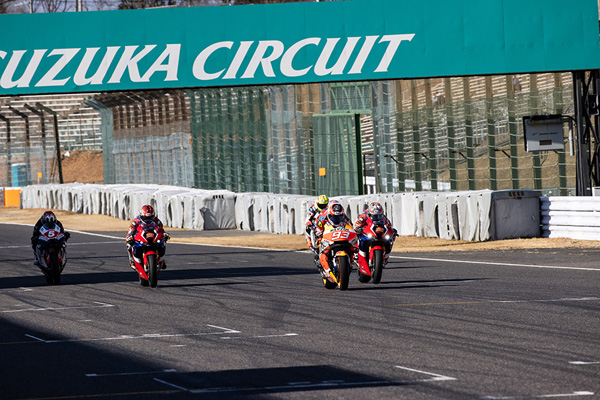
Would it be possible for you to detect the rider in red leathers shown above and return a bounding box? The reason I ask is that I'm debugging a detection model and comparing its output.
[125,205,169,270]
[353,202,397,271]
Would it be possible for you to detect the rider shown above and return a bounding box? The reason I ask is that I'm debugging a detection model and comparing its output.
[31,210,70,266]
[125,205,169,270]
[353,201,397,270]
[314,200,354,278]
[304,194,329,252]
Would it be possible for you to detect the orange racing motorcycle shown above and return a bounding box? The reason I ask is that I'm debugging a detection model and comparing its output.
[315,222,358,291]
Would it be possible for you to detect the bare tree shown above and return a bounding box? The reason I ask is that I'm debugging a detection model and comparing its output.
[36,0,68,12]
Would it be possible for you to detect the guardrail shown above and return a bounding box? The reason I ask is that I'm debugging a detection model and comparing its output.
[540,196,600,240]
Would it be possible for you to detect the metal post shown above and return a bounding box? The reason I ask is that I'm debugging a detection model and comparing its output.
[355,113,364,195]
[36,103,63,184]
[25,104,48,184]
[9,106,31,186]
[0,113,11,186]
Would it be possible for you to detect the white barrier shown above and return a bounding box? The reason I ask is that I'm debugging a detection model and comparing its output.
[541,196,600,240]
[19,184,544,241]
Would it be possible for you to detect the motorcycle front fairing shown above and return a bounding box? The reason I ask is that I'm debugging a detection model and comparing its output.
[36,222,67,271]
[132,220,164,279]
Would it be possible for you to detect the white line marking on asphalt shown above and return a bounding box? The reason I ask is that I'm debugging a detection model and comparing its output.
[30,326,241,344]
[391,255,600,271]
[153,378,188,391]
[394,365,457,381]
[481,391,594,399]
[569,361,600,365]
[221,333,298,340]
[393,297,599,307]
[1,301,114,313]
[206,324,241,333]
[24,334,46,342]
[86,369,176,377]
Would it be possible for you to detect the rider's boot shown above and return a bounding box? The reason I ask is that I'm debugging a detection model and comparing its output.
[160,260,167,270]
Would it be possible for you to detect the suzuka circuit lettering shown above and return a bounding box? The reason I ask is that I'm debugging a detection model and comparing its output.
[0,34,414,89]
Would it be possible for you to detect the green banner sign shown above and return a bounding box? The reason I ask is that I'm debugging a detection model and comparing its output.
[0,0,598,95]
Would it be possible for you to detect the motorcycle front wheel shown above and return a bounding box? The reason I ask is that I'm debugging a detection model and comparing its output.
[147,254,158,288]
[338,256,350,291]
[49,252,61,285]
[371,249,384,284]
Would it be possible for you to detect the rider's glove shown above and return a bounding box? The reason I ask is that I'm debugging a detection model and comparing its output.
[126,237,134,245]
[305,225,312,234]
[393,228,399,237]
[64,231,71,240]
[164,233,171,242]
[355,227,363,235]
[30,236,37,245]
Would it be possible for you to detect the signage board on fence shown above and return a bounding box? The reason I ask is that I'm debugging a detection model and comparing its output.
[0,0,599,95]
[523,115,565,152]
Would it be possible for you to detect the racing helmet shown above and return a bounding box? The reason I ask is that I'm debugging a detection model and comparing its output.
[367,202,384,223]
[140,205,155,221]
[41,211,56,223]
[327,200,345,226]
[316,194,329,210]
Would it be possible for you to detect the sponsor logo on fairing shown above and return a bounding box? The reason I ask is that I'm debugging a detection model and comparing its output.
[0,34,414,89]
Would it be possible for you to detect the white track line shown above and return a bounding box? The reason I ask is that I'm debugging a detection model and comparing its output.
[481,391,594,399]
[395,365,456,382]
[391,255,600,271]
[1,301,114,313]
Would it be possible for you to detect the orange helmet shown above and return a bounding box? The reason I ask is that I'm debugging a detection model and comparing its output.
[327,200,345,226]
[140,205,155,221]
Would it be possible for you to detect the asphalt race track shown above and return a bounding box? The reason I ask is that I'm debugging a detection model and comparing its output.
[1,223,599,400]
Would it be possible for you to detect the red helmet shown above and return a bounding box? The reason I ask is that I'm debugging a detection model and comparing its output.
[41,211,56,223]
[367,202,384,223]
[327,200,345,226]
[140,205,155,221]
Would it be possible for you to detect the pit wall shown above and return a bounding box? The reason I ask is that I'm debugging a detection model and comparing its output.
[17,184,549,242]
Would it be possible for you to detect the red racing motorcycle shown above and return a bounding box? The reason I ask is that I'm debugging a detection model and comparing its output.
[356,219,396,284]
[129,220,168,288]
[35,222,69,285]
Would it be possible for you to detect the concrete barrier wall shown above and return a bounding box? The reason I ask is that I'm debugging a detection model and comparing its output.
[17,184,550,242]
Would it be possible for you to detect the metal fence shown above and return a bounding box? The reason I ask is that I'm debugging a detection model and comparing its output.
[1,72,577,196]
[0,94,103,187]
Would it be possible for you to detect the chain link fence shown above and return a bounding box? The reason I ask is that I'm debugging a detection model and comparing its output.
[1,72,576,196]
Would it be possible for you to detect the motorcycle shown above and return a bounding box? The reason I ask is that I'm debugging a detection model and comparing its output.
[129,220,168,288]
[314,222,358,291]
[35,222,68,285]
[356,220,396,284]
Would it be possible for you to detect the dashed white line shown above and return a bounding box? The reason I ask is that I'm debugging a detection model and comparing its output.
[221,333,298,340]
[153,378,188,391]
[569,361,600,365]
[395,365,456,382]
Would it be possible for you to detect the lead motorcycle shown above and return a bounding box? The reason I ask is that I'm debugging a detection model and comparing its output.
[35,222,69,285]
[129,220,168,288]
[313,222,358,291]
[356,219,396,284]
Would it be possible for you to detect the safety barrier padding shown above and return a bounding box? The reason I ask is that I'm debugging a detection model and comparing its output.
[19,184,545,241]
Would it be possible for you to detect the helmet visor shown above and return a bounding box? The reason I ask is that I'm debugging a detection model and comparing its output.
[329,214,344,226]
